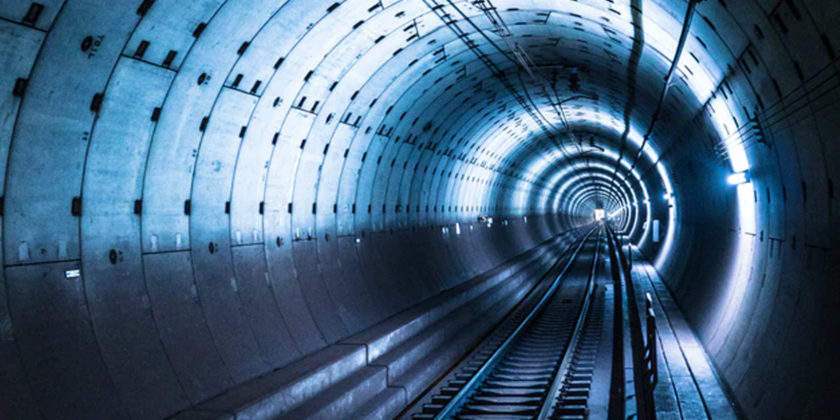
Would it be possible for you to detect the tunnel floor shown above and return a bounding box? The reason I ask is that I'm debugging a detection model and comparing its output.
[169,227,737,419]
[626,248,737,419]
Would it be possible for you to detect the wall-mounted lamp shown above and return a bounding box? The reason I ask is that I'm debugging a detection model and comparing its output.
[727,171,750,185]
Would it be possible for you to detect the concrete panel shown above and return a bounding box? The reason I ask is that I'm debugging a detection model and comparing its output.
[223,7,299,96]
[0,264,39,419]
[336,235,383,326]
[356,136,391,233]
[335,131,365,237]
[263,108,327,353]
[80,57,188,419]
[0,0,64,31]
[228,0,348,247]
[125,0,225,71]
[6,262,127,419]
[4,0,139,264]
[0,21,43,196]
[292,239,348,342]
[316,234,375,333]
[189,87,268,381]
[143,251,233,403]
[141,0,280,253]
[315,124,354,233]
[356,231,404,316]
[231,245,301,367]
[0,24,45,417]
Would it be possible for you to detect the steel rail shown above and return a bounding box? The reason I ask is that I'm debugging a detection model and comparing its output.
[536,230,603,419]
[432,226,599,419]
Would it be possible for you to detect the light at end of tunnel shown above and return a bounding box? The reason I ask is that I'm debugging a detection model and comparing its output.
[594,209,605,222]
[727,171,751,185]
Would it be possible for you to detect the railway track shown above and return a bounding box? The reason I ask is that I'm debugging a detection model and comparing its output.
[405,228,612,420]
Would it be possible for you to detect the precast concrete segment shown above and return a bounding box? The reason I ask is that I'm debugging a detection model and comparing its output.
[0,0,838,419]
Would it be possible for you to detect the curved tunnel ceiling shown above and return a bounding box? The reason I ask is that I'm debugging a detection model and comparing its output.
[1,0,839,418]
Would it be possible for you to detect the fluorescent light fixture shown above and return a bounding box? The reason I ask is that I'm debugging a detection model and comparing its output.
[64,269,81,279]
[727,171,750,185]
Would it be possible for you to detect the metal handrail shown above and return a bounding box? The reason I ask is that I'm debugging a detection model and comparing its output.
[644,293,658,388]
[609,226,657,418]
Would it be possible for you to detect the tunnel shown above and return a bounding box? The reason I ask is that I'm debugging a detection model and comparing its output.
[1,0,839,418]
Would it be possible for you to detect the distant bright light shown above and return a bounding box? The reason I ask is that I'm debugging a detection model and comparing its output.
[594,208,605,222]
[663,193,672,201]
[727,171,750,185]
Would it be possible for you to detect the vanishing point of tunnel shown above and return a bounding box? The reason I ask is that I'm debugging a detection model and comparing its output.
[1,0,838,419]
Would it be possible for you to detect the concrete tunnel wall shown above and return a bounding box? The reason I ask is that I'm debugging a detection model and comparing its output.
[0,0,838,419]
